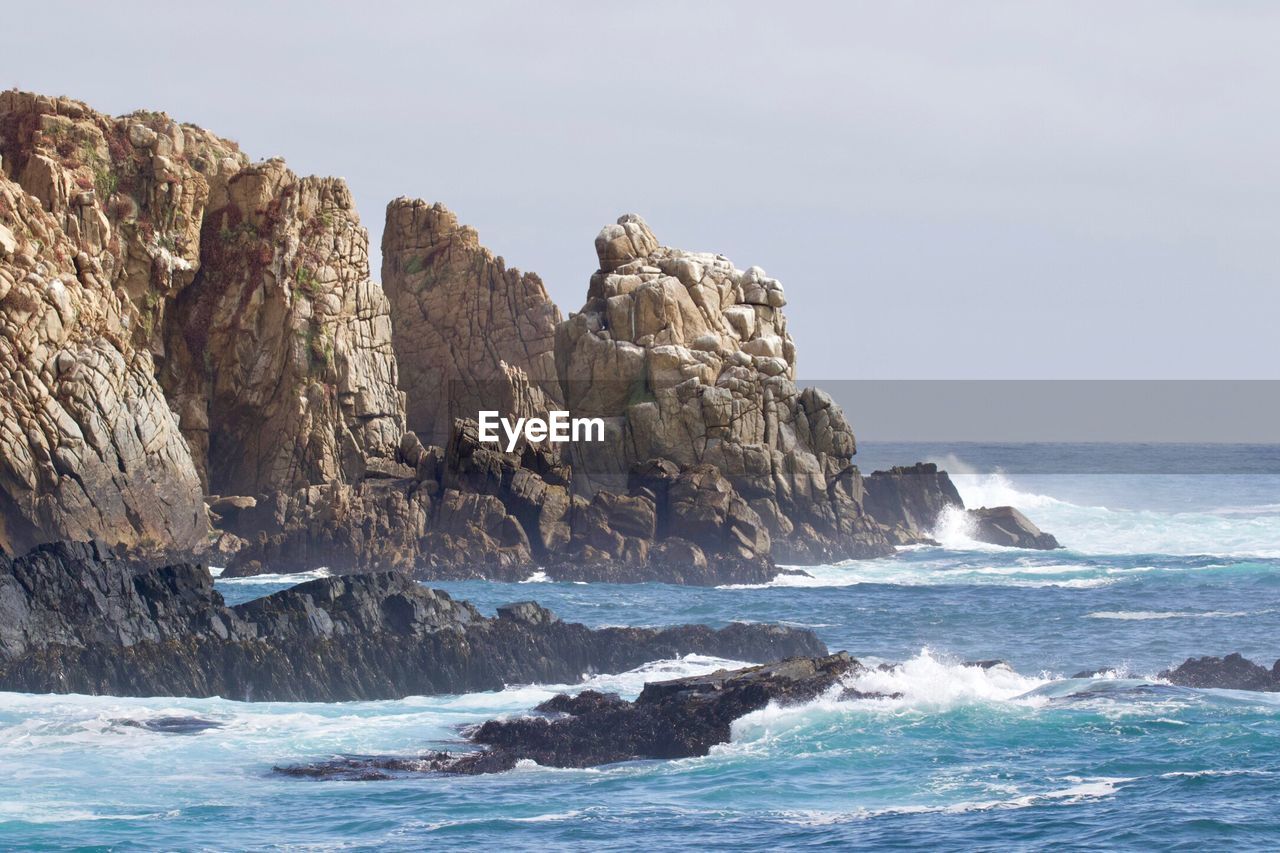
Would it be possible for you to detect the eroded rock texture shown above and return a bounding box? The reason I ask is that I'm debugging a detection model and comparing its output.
[382,200,562,446]
[0,91,405,559]
[556,214,891,561]
[161,161,404,495]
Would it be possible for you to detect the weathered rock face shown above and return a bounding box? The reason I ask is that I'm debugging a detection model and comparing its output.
[162,161,405,495]
[1,91,406,559]
[556,215,890,560]
[0,541,827,700]
[0,92,222,556]
[967,505,1061,550]
[382,200,563,446]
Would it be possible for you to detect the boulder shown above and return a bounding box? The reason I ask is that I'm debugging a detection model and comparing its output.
[968,506,1061,550]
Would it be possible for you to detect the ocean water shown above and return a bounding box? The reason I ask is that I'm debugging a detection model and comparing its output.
[3,442,1280,850]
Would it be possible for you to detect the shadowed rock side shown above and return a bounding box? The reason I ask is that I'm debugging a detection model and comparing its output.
[382,199,563,447]
[863,463,963,545]
[556,215,892,563]
[0,541,826,700]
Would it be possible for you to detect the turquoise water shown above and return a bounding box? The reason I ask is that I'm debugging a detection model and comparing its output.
[3,443,1280,850]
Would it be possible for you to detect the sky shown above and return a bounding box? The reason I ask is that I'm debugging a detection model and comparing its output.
[6,1,1279,385]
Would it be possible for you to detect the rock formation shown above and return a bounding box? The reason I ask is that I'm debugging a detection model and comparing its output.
[2,89,1059,581]
[0,92,226,556]
[382,199,562,446]
[863,463,964,544]
[281,653,859,778]
[1161,653,1280,691]
[967,505,1061,550]
[0,541,826,700]
[0,91,405,562]
[161,160,405,495]
[555,214,891,561]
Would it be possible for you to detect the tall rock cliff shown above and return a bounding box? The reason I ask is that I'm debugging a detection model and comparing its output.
[381,200,563,446]
[556,215,891,560]
[0,92,243,555]
[0,91,406,556]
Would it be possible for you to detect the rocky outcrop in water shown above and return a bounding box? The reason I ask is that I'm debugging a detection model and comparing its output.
[0,541,826,700]
[967,505,1061,550]
[864,463,963,544]
[381,199,562,447]
[277,653,859,778]
[2,89,1059,581]
[1161,653,1280,691]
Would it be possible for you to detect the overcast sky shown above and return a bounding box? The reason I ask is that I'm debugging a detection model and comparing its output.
[8,1,1279,381]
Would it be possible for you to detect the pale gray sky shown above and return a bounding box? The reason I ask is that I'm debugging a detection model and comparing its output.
[8,1,1279,380]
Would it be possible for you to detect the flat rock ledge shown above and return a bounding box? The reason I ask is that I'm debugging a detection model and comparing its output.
[0,541,825,702]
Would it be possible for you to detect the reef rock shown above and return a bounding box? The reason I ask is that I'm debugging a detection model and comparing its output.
[0,541,826,701]
[382,199,563,446]
[278,653,859,777]
[1161,653,1280,692]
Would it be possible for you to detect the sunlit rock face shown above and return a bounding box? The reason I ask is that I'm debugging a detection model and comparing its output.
[555,214,891,560]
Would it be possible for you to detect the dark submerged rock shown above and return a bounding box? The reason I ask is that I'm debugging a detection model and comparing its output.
[115,716,225,734]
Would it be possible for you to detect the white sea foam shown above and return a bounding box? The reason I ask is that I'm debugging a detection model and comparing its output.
[520,570,550,583]
[723,650,1050,751]
[215,567,333,586]
[939,466,1280,559]
[836,648,1050,709]
[776,775,1133,824]
[1087,609,1257,621]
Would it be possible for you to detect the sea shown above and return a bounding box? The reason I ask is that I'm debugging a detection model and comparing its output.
[3,442,1280,850]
